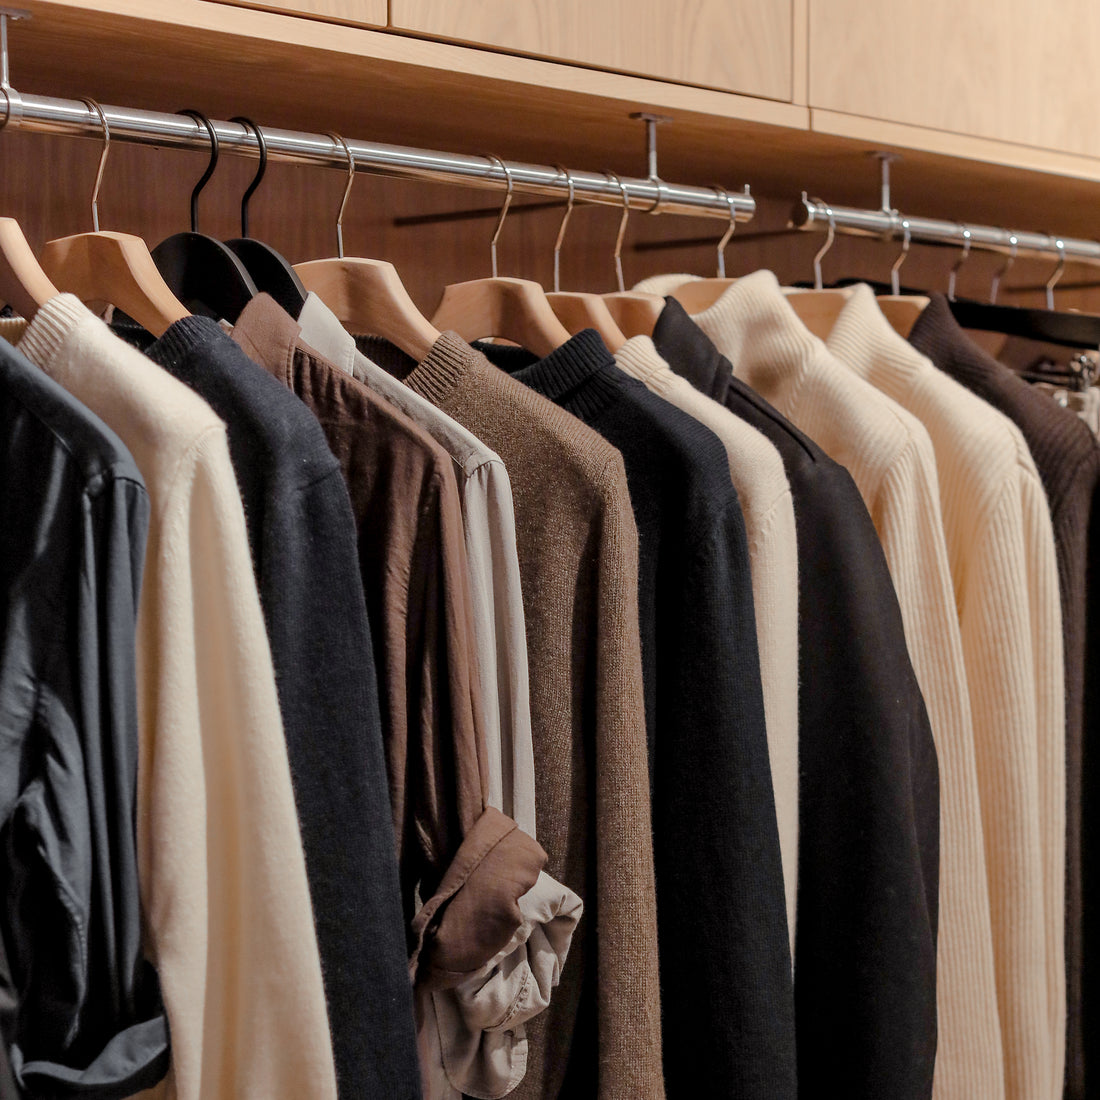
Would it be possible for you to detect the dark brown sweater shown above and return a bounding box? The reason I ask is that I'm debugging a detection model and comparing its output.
[910,295,1100,1100]
[390,332,665,1100]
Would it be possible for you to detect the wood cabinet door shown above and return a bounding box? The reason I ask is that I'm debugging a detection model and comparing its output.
[809,0,1100,158]
[388,0,794,101]
[211,1,387,25]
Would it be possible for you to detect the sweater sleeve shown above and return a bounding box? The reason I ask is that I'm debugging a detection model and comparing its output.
[134,429,337,1100]
[1018,461,1067,1099]
[591,460,666,1100]
[654,503,797,1099]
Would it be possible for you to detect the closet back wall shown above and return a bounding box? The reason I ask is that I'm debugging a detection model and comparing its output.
[4,129,1099,315]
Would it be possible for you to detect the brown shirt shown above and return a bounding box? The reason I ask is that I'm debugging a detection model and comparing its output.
[231,295,491,915]
[386,332,664,1100]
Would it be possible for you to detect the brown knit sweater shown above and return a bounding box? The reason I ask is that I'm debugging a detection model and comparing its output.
[392,332,664,1100]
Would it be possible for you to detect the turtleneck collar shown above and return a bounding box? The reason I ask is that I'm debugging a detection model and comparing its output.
[651,296,731,401]
[479,329,624,423]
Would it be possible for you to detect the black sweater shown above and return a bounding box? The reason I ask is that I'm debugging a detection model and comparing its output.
[479,330,797,1100]
[653,299,940,1100]
[143,318,422,1100]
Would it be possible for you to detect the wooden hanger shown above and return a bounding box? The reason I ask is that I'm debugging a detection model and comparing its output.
[431,155,570,357]
[598,171,674,337]
[602,291,665,338]
[543,167,625,351]
[39,99,187,337]
[0,217,58,321]
[295,133,440,361]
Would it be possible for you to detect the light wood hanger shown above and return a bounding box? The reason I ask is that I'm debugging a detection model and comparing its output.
[778,199,850,340]
[431,154,570,357]
[543,166,626,351]
[295,132,440,361]
[662,186,743,315]
[0,217,58,321]
[39,99,187,337]
[875,222,928,338]
[599,171,670,337]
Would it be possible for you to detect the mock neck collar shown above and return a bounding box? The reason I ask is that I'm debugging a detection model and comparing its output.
[144,315,226,371]
[652,296,731,401]
[480,328,623,422]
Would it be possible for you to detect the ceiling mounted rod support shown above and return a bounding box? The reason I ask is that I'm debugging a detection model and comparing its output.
[629,112,672,182]
[790,194,1100,268]
[871,150,901,215]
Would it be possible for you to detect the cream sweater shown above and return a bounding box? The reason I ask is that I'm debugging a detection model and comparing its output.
[682,272,1015,1099]
[825,285,1066,1100]
[17,296,337,1100]
[614,334,800,952]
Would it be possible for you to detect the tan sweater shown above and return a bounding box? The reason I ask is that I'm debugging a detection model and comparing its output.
[17,296,337,1100]
[396,333,664,1100]
[826,287,1065,1100]
[614,333,800,951]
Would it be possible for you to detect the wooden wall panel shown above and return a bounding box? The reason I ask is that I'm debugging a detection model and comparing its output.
[389,0,793,101]
[809,0,1100,159]
[2,130,1097,318]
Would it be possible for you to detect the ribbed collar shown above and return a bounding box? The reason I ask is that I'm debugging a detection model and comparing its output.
[825,284,932,398]
[296,292,357,376]
[683,270,820,409]
[19,293,93,368]
[480,329,623,423]
[144,315,226,372]
[651,296,731,401]
[402,331,478,407]
[613,334,674,392]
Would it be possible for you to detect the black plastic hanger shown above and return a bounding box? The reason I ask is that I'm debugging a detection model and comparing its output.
[152,109,258,322]
[224,116,307,319]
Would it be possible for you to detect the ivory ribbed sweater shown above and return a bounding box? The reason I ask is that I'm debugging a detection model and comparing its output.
[614,334,800,948]
[16,296,337,1100]
[826,286,1064,1100]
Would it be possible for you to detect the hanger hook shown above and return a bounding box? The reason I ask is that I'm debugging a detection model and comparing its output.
[485,154,514,279]
[712,185,737,278]
[890,219,911,296]
[1046,238,1067,309]
[606,171,631,293]
[947,225,972,301]
[230,116,266,240]
[811,198,836,291]
[81,97,109,233]
[990,232,1017,304]
[552,164,576,293]
[177,109,220,234]
[326,132,355,260]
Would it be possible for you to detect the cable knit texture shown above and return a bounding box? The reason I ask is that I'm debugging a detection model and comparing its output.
[397,333,664,1100]
[614,333,800,947]
[910,295,1086,1100]
[16,295,338,1100]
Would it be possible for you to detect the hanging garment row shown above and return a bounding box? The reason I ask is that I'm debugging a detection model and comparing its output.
[3,87,1100,1100]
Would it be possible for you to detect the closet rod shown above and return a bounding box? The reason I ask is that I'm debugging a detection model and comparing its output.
[0,88,757,223]
[791,193,1100,265]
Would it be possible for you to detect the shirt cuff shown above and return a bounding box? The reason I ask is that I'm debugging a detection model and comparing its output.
[410,806,545,989]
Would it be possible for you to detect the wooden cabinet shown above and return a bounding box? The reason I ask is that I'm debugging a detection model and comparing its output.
[388,0,794,101]
[808,0,1100,158]
[212,0,386,25]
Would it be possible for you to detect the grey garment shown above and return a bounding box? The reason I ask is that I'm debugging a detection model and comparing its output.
[0,336,169,1097]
